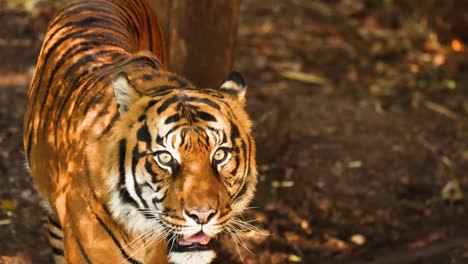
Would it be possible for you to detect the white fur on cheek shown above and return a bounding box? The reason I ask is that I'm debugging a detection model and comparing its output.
[109,191,157,234]
[169,251,216,264]
[107,178,165,236]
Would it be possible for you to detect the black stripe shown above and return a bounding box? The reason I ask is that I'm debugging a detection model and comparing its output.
[74,235,92,264]
[232,139,250,200]
[153,85,178,91]
[95,214,142,264]
[82,79,110,115]
[118,139,127,188]
[228,121,245,188]
[156,95,179,114]
[186,97,221,110]
[218,209,230,219]
[120,188,139,207]
[164,214,185,221]
[220,88,240,97]
[85,156,100,203]
[155,135,165,147]
[152,194,166,204]
[98,195,115,221]
[231,154,240,176]
[26,129,33,159]
[48,215,62,229]
[147,89,173,97]
[179,128,188,146]
[51,246,64,256]
[144,159,160,184]
[164,124,183,138]
[136,122,152,146]
[230,121,240,141]
[118,140,140,207]
[131,145,148,208]
[75,16,102,28]
[139,181,156,192]
[215,213,232,226]
[231,180,248,203]
[48,230,62,240]
[221,129,228,145]
[138,114,147,122]
[98,112,119,140]
[144,100,158,111]
[164,113,182,124]
[195,111,217,122]
[203,133,210,148]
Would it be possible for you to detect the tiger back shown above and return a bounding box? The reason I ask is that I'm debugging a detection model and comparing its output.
[23,0,258,263]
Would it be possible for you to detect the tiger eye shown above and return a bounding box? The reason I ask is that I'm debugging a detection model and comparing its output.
[213,149,226,161]
[157,152,173,164]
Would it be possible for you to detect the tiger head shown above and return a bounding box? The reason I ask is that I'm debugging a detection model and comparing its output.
[101,71,257,263]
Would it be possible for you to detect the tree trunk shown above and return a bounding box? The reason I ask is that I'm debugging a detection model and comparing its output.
[148,0,240,88]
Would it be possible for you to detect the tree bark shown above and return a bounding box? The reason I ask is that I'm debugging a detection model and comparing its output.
[148,0,240,88]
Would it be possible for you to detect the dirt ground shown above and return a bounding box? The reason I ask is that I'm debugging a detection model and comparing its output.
[1,1,468,263]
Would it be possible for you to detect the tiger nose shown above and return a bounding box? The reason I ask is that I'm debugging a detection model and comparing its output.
[185,209,217,224]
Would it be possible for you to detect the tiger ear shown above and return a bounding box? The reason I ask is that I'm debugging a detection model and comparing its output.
[220,71,247,104]
[113,72,141,114]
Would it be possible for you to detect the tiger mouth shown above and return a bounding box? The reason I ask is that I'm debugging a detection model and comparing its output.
[171,231,213,252]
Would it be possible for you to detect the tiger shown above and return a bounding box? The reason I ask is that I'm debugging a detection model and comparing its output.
[22,0,258,263]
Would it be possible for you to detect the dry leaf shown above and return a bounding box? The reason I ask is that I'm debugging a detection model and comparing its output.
[288,254,302,262]
[0,199,17,211]
[280,71,329,85]
[348,160,363,168]
[441,179,464,203]
[451,39,465,52]
[0,219,12,226]
[350,234,366,245]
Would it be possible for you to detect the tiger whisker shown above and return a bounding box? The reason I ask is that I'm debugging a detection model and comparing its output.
[226,225,254,251]
[122,230,153,251]
[232,232,253,254]
[223,228,246,264]
[168,231,179,253]
[229,195,246,208]
[239,206,260,210]
[120,233,157,263]
[121,226,173,264]
[231,216,262,225]
[227,219,264,235]
[231,218,265,232]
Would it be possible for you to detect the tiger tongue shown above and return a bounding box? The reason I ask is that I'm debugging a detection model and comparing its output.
[178,232,211,246]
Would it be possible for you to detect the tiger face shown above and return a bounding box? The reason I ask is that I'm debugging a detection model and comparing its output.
[102,71,257,263]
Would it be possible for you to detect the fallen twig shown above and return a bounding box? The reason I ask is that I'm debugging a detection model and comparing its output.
[424,101,459,120]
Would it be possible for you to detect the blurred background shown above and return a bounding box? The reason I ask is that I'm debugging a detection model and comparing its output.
[1,0,468,263]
